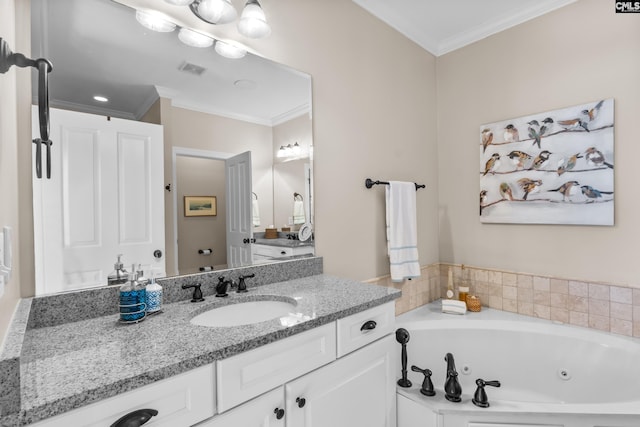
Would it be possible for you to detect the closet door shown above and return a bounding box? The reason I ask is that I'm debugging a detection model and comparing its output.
[32,107,165,294]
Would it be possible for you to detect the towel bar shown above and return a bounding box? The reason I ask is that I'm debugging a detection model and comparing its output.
[365,178,425,191]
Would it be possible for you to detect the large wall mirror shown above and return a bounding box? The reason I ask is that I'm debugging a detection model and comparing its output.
[31,0,314,295]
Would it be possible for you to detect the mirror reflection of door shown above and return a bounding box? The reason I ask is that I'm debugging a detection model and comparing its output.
[32,107,166,295]
[176,156,226,274]
[225,151,253,268]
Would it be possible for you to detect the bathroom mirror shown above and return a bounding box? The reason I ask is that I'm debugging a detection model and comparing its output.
[30,0,314,295]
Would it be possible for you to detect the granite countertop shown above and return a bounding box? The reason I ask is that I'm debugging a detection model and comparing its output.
[254,238,313,248]
[2,275,399,426]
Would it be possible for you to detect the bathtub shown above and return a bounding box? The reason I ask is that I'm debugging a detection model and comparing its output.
[395,302,640,427]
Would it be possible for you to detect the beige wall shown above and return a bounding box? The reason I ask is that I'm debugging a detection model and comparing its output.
[437,0,640,286]
[254,0,440,280]
[272,114,312,229]
[0,0,21,342]
[176,157,227,274]
[162,104,274,275]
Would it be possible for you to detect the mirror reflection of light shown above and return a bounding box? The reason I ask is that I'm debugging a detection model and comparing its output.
[215,40,247,59]
[135,10,176,32]
[178,28,214,48]
[93,95,109,103]
[164,0,195,5]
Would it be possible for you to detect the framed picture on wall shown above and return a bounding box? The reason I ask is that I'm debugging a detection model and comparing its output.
[479,99,614,226]
[184,196,217,217]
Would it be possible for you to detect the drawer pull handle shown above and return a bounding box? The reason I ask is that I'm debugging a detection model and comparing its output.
[110,408,158,427]
[274,407,285,419]
[281,250,286,255]
[296,397,306,408]
[360,320,377,332]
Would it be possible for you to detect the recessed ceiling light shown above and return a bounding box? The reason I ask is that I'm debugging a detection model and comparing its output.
[234,79,257,90]
[93,95,109,102]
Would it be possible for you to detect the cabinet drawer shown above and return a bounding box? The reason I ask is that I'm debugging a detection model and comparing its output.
[196,387,285,426]
[31,364,215,427]
[252,244,292,258]
[336,302,395,357]
[217,322,336,413]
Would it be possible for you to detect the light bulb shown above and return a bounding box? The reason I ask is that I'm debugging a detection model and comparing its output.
[135,10,176,32]
[178,28,214,48]
[277,146,286,158]
[215,40,247,59]
[164,0,194,5]
[193,0,237,25]
[238,0,271,38]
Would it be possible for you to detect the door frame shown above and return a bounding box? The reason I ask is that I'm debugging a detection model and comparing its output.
[171,147,233,275]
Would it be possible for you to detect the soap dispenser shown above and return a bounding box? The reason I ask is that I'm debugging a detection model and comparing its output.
[145,273,163,314]
[119,265,146,323]
[108,254,129,286]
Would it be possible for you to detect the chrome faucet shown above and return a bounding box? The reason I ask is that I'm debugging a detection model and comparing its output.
[444,353,462,402]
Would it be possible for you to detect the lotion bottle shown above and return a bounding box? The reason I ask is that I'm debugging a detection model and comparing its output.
[145,273,163,314]
[446,267,455,299]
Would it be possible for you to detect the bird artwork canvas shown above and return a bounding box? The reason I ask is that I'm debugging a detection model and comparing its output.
[479,99,614,225]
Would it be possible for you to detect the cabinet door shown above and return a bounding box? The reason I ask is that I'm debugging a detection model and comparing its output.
[285,334,396,427]
[196,388,285,427]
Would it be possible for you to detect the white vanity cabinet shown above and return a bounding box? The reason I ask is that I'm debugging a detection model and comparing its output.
[30,364,215,427]
[251,243,314,261]
[285,334,396,427]
[200,302,396,427]
[29,302,395,427]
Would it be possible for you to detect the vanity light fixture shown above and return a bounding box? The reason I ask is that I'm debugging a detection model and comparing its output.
[135,10,177,32]
[277,143,303,159]
[190,0,237,25]
[215,40,247,59]
[164,0,195,5]
[178,28,214,48]
[238,0,271,39]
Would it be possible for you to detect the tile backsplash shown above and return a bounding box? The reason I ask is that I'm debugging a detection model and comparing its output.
[366,263,640,339]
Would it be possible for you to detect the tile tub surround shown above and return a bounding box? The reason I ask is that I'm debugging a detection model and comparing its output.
[0,274,399,426]
[439,264,640,338]
[364,264,442,315]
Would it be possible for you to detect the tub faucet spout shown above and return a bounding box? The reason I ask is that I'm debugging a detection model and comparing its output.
[444,353,462,402]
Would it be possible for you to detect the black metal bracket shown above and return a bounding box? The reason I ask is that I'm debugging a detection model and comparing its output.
[1,38,53,179]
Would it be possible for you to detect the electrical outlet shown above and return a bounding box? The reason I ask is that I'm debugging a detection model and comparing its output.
[288,217,294,225]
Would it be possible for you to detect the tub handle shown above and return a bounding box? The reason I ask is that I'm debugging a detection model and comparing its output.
[360,320,377,331]
[472,378,501,408]
[411,365,435,397]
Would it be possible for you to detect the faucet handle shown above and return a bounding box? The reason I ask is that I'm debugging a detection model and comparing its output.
[411,365,435,396]
[472,378,501,408]
[236,273,255,293]
[181,283,204,302]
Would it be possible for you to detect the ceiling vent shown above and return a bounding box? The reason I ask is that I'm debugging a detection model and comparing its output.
[178,61,206,76]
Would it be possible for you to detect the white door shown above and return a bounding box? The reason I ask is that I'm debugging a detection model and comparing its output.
[225,151,253,268]
[32,107,165,294]
[196,388,285,427]
[285,335,396,427]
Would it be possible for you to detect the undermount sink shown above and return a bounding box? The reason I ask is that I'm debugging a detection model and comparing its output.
[190,300,297,327]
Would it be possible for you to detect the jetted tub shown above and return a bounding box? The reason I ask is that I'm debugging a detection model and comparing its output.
[395,302,640,427]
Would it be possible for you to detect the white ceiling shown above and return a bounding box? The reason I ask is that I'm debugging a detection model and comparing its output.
[31,0,311,125]
[352,0,578,56]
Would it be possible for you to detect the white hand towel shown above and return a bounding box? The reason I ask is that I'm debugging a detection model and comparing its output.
[386,181,420,282]
[252,199,261,227]
[293,200,306,225]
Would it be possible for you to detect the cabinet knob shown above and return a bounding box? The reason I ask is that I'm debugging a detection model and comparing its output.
[274,407,285,419]
[360,320,377,332]
[110,408,158,427]
[296,397,306,408]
